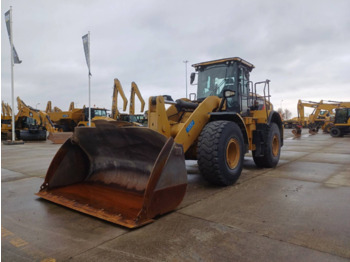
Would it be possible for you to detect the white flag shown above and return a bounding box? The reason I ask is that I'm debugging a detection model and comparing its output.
[4,9,22,64]
[82,33,91,75]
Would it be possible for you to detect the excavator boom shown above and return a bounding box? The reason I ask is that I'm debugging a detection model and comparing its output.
[111,78,128,119]
[130,82,145,115]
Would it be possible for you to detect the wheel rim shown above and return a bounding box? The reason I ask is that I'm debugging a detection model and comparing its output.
[272,134,279,157]
[226,138,240,169]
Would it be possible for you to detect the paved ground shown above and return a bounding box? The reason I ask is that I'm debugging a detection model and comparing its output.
[1,129,350,262]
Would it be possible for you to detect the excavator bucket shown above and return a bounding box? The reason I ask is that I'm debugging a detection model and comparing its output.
[36,121,187,228]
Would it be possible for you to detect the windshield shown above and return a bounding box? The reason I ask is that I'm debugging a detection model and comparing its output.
[197,64,237,100]
[93,109,107,117]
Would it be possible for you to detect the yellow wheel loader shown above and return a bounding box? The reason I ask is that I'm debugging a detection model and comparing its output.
[36,57,283,228]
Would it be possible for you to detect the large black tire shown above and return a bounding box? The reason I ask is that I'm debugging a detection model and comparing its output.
[19,129,47,141]
[330,127,343,137]
[198,121,244,186]
[253,123,281,168]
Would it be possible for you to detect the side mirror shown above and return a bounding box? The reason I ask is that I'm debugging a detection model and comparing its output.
[224,90,236,98]
[190,72,196,84]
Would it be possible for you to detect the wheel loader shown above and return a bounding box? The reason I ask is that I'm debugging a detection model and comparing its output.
[36,57,283,228]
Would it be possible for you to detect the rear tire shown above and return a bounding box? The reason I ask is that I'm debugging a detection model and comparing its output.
[198,121,244,186]
[330,127,343,137]
[253,123,281,168]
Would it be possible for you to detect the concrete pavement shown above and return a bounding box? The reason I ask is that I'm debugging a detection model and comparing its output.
[2,129,350,261]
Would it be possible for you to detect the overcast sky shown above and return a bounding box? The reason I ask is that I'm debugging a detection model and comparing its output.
[1,0,350,117]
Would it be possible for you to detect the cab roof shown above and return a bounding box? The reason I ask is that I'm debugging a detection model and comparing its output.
[192,57,255,70]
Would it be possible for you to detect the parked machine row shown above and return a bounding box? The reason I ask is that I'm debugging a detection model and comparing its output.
[284,100,350,137]
[1,80,147,143]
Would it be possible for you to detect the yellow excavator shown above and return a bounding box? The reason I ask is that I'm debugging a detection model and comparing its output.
[1,97,57,141]
[119,82,146,124]
[47,101,115,143]
[36,57,283,228]
[1,101,13,139]
[330,107,350,137]
[110,78,128,120]
[111,79,146,124]
[293,100,350,136]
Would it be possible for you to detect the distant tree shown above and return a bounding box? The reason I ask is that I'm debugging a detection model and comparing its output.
[284,109,292,119]
[277,108,292,120]
[277,108,284,119]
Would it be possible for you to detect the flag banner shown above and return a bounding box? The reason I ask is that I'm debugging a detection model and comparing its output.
[4,9,22,64]
[82,33,91,75]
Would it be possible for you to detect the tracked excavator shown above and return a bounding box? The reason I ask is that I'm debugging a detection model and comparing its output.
[36,57,283,228]
[119,81,146,124]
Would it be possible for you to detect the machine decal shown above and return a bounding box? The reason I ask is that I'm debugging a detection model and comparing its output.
[186,120,195,133]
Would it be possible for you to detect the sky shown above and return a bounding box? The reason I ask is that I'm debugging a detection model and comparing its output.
[1,0,350,118]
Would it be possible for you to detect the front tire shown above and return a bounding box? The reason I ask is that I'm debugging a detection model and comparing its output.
[198,121,244,186]
[330,127,343,137]
[253,123,281,168]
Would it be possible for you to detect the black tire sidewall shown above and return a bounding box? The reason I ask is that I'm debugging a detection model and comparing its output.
[330,127,341,137]
[253,122,281,168]
[265,123,281,167]
[217,122,244,184]
[198,121,244,186]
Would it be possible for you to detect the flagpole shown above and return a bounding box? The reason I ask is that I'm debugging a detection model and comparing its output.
[88,31,91,127]
[10,6,15,141]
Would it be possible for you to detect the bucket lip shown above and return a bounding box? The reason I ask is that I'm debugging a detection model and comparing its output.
[35,190,153,228]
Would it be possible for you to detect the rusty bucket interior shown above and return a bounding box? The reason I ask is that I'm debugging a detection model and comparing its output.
[47,132,73,144]
[36,121,187,228]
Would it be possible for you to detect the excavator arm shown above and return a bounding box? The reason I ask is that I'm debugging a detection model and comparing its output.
[111,78,128,119]
[5,103,12,117]
[53,106,62,112]
[297,99,318,124]
[69,102,74,111]
[46,101,52,113]
[129,82,145,115]
[2,101,5,117]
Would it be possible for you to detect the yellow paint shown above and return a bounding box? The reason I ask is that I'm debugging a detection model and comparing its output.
[1,226,14,237]
[10,237,28,247]
[41,258,56,262]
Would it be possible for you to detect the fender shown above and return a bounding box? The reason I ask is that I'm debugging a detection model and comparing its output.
[208,112,249,146]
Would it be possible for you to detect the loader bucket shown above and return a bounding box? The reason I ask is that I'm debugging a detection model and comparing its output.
[36,121,187,228]
[47,132,73,144]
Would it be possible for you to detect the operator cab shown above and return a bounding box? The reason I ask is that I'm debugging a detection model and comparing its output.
[191,57,254,114]
[83,108,108,120]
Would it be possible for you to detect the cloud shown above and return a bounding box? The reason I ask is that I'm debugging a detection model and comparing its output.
[1,0,350,118]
